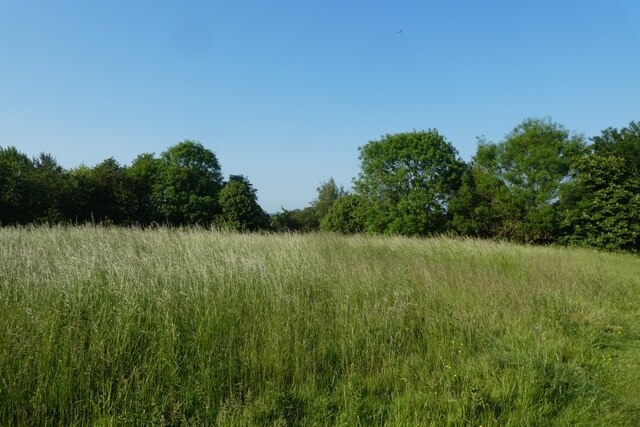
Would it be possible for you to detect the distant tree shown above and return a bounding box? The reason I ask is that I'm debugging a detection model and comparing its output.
[61,166,91,223]
[591,121,640,177]
[447,164,502,238]
[312,178,344,222]
[451,118,585,243]
[271,178,345,232]
[153,140,224,225]
[31,153,69,223]
[270,209,295,232]
[559,122,640,251]
[217,175,270,231]
[64,159,135,224]
[354,130,466,236]
[127,153,161,224]
[0,146,35,224]
[320,194,368,234]
[271,207,319,232]
[90,158,136,224]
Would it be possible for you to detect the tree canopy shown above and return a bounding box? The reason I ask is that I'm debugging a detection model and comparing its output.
[451,118,586,243]
[153,140,224,225]
[312,178,344,223]
[0,140,270,230]
[320,194,368,234]
[559,122,640,251]
[218,175,270,231]
[0,147,35,224]
[354,130,465,236]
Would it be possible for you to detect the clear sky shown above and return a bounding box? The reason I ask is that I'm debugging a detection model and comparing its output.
[2,1,639,212]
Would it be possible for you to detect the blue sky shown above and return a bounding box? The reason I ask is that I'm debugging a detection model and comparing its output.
[1,1,639,212]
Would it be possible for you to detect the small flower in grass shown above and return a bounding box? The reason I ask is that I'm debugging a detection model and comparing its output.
[607,324,623,335]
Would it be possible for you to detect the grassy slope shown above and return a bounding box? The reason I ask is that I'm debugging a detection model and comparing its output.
[0,227,639,425]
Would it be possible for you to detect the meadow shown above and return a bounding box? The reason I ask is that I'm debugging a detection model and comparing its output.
[1,226,639,425]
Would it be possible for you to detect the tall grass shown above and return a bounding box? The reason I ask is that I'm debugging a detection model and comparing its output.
[1,226,639,425]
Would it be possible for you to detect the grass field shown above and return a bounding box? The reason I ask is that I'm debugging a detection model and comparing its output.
[1,226,639,425]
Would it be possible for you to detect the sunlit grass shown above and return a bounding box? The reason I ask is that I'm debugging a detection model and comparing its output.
[1,226,639,425]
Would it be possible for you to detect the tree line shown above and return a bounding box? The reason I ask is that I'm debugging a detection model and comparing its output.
[1,118,639,251]
[281,118,640,252]
[0,141,269,230]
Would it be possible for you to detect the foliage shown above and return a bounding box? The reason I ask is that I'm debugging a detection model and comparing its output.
[88,158,136,224]
[217,175,270,231]
[30,154,69,223]
[320,194,369,234]
[152,140,224,225]
[559,122,640,251]
[451,118,586,243]
[592,121,640,176]
[312,178,344,222]
[0,147,36,224]
[272,178,346,232]
[62,159,136,224]
[354,130,466,236]
[270,207,319,232]
[0,142,272,228]
[448,164,503,238]
[127,153,161,224]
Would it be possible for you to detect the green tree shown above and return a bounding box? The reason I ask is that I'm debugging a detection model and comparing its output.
[153,140,224,225]
[559,122,640,251]
[127,153,161,225]
[320,194,369,234]
[312,178,344,222]
[272,178,345,232]
[217,175,269,231]
[0,146,35,224]
[448,164,503,238]
[31,153,70,223]
[64,159,135,224]
[354,130,466,236]
[60,166,88,223]
[270,207,318,232]
[451,118,585,243]
[90,158,136,224]
[592,121,640,174]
